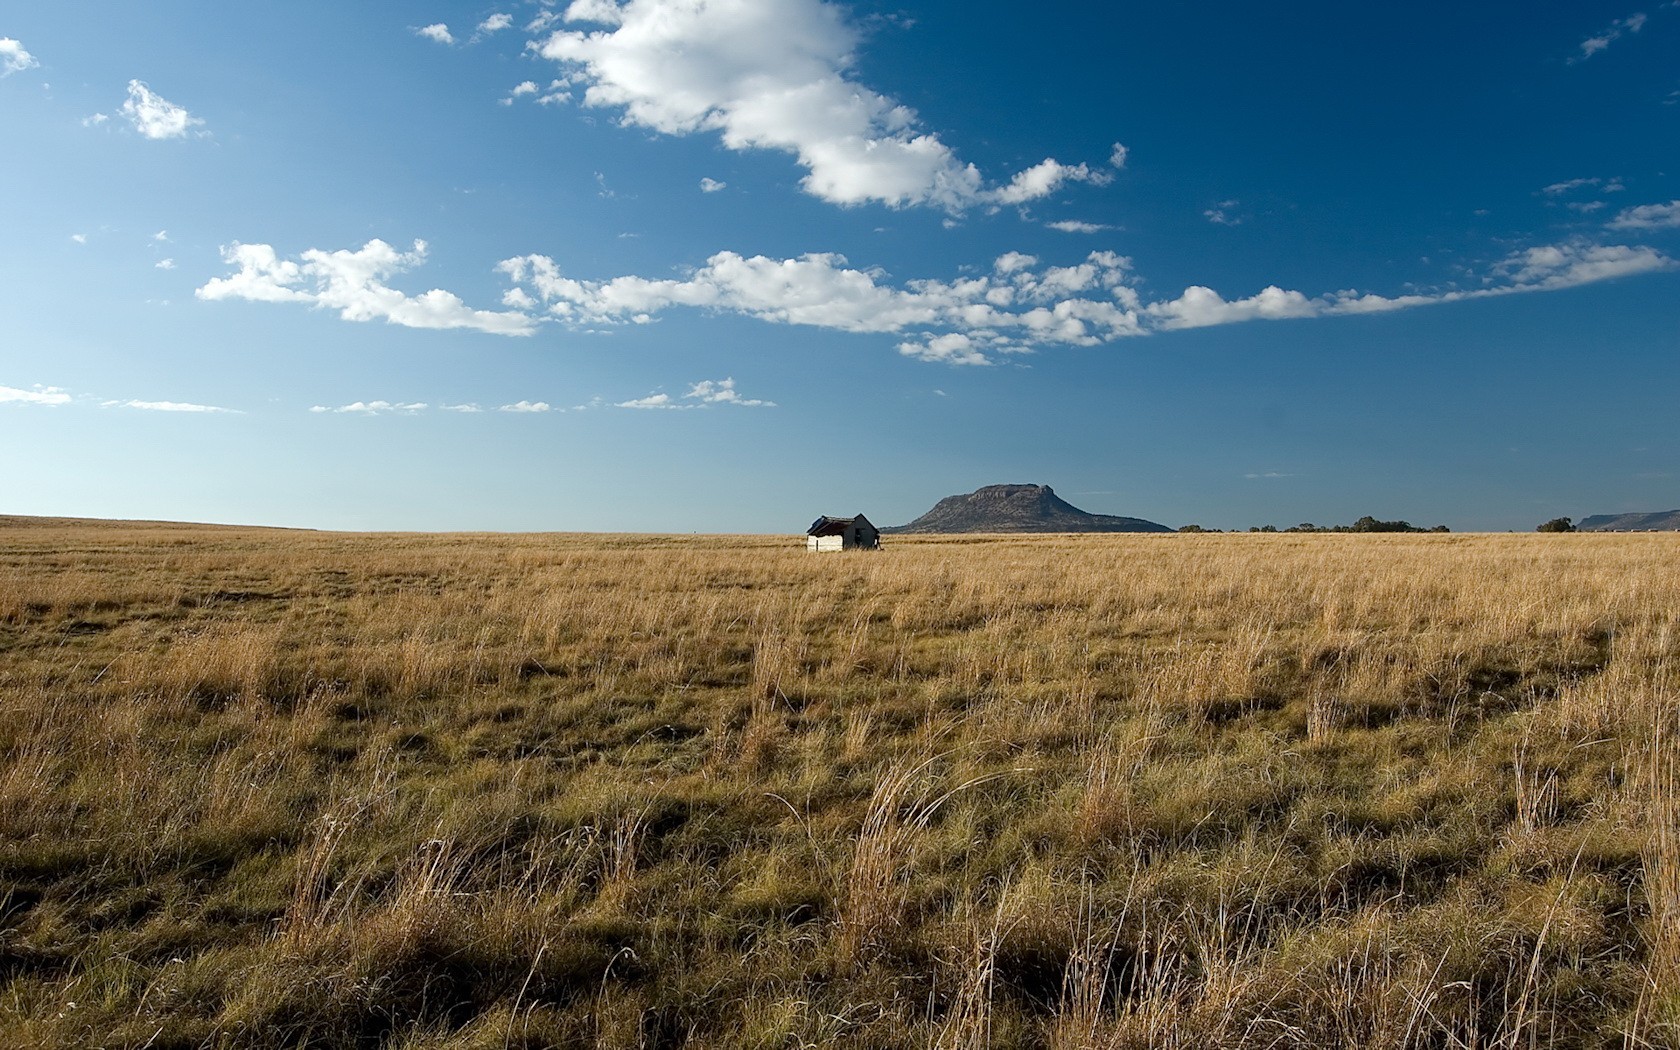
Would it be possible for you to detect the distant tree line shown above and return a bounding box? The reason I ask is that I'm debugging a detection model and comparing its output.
[1178,516,1450,534]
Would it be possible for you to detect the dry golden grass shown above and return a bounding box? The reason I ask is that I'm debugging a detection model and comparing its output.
[1,521,1677,1048]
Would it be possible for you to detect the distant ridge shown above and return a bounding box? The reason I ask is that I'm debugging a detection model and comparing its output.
[884,484,1171,534]
[1577,510,1680,532]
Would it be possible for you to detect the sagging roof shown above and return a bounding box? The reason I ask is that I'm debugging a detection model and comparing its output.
[807,514,874,536]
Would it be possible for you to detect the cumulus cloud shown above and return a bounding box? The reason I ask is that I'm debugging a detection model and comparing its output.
[197,239,538,336]
[442,403,483,412]
[103,399,239,413]
[684,377,774,406]
[198,230,1674,365]
[615,378,774,408]
[1607,199,1680,230]
[1109,142,1128,169]
[498,239,1673,363]
[528,0,1098,210]
[991,160,1109,205]
[0,384,71,406]
[499,400,553,412]
[1572,12,1648,62]
[155,259,176,270]
[478,13,513,34]
[0,37,38,77]
[699,177,727,193]
[118,80,205,139]
[415,23,455,45]
[309,401,430,414]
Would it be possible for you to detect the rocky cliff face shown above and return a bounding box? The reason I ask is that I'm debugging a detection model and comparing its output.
[1578,510,1680,532]
[885,484,1171,534]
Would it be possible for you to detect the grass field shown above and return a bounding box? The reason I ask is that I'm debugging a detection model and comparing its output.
[1,521,1677,1048]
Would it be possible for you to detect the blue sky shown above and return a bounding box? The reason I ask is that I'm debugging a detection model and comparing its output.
[2,1,1677,532]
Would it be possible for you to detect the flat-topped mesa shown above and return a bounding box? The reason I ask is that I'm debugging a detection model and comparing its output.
[1577,510,1680,532]
[885,483,1171,534]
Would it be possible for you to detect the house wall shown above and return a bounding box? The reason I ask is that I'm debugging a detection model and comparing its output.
[843,523,879,549]
[808,535,844,552]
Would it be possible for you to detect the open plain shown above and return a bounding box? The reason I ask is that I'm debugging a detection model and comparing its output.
[2,521,1678,1048]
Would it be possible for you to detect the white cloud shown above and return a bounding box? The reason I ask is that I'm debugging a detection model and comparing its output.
[616,392,685,409]
[309,401,430,414]
[478,13,513,34]
[1204,200,1241,225]
[119,80,205,140]
[153,230,170,242]
[70,233,87,244]
[498,400,553,412]
[1542,177,1603,196]
[498,238,1673,362]
[415,23,455,45]
[614,378,773,409]
[103,399,239,413]
[442,403,483,412]
[4,384,239,412]
[155,258,176,270]
[197,239,538,336]
[1572,12,1648,62]
[1146,285,1318,329]
[684,377,774,406]
[1046,220,1112,234]
[0,384,71,406]
[529,0,1098,210]
[991,160,1109,206]
[500,247,1145,361]
[1,38,39,77]
[1607,199,1680,229]
[699,177,727,193]
[1109,142,1128,169]
[81,113,109,127]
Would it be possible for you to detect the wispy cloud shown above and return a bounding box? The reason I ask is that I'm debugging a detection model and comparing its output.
[1045,220,1113,234]
[1607,199,1680,230]
[4,383,237,412]
[1204,200,1242,226]
[308,400,429,414]
[477,13,512,35]
[1571,12,1648,63]
[0,384,71,406]
[528,0,1102,211]
[102,399,240,413]
[498,400,553,412]
[0,37,38,77]
[155,258,176,270]
[700,177,727,193]
[197,239,537,336]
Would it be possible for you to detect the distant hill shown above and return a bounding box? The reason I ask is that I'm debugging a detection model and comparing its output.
[1577,510,1680,532]
[885,484,1171,534]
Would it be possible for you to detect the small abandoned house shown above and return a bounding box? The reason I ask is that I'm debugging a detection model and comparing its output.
[806,514,881,551]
